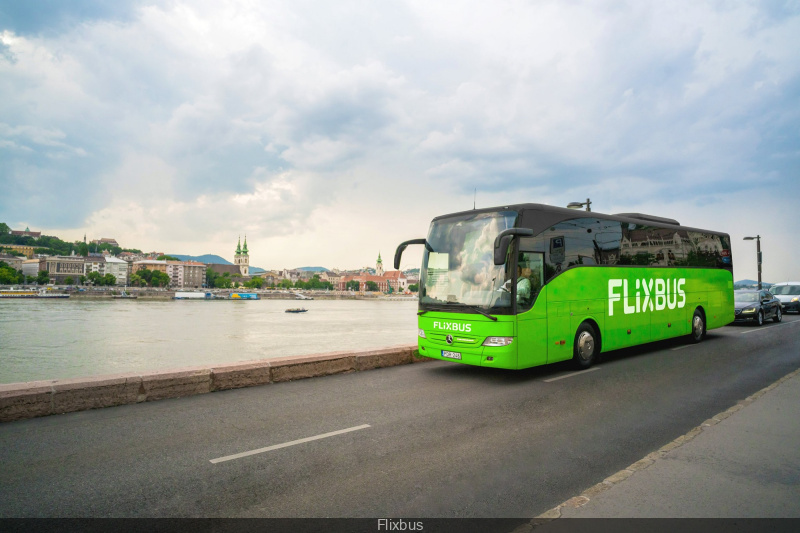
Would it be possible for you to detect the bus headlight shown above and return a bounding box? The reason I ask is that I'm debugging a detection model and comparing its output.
[482,336,514,347]
[418,328,427,339]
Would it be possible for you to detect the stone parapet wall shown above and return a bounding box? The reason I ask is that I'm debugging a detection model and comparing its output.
[0,345,426,423]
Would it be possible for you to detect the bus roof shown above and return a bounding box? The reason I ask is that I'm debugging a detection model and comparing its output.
[431,203,729,238]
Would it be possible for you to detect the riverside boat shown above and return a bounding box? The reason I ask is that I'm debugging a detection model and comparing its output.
[285,308,308,313]
[228,292,260,300]
[113,291,137,299]
[292,292,314,300]
[173,291,224,300]
[0,288,69,299]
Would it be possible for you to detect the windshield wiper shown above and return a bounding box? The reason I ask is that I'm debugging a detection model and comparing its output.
[457,304,498,321]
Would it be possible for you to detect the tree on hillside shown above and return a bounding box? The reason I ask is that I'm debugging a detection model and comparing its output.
[158,255,179,261]
[0,262,24,284]
[0,222,9,235]
[77,243,89,257]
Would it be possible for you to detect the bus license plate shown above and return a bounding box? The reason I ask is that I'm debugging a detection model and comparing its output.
[442,350,461,360]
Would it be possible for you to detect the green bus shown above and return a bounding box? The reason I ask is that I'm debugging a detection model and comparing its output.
[395,203,734,369]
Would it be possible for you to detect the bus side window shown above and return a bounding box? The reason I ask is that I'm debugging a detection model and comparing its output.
[517,251,544,311]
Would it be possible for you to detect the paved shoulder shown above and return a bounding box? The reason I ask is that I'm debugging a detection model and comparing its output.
[538,367,800,519]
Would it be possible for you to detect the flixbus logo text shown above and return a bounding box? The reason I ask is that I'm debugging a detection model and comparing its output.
[432,321,472,333]
[608,278,686,316]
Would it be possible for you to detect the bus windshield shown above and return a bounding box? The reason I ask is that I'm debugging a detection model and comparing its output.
[420,210,517,311]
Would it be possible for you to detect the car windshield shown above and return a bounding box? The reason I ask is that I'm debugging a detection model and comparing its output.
[420,210,517,310]
[772,285,800,296]
[735,292,759,303]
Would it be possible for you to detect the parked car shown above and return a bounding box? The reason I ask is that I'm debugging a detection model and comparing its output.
[734,289,782,326]
[769,281,800,314]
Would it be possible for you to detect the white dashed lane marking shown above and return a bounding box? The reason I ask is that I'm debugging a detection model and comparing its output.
[210,424,371,464]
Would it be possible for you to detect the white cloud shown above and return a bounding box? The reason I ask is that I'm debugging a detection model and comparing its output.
[2,0,799,278]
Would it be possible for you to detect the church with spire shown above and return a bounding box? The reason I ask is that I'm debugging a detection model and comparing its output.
[235,236,250,276]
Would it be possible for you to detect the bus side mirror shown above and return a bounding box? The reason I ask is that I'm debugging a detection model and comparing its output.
[494,236,512,265]
[493,228,534,265]
[394,238,429,269]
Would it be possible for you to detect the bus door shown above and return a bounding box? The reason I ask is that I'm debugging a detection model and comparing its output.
[515,250,548,368]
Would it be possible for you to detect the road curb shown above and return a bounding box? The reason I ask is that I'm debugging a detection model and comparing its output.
[0,344,425,423]
[526,366,800,524]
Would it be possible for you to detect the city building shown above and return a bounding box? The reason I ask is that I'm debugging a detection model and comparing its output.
[0,244,35,258]
[0,254,24,271]
[22,258,42,279]
[166,260,205,288]
[132,260,168,274]
[383,270,409,293]
[43,256,85,284]
[336,253,408,293]
[84,256,105,281]
[105,256,129,286]
[91,237,120,248]
[254,270,282,286]
[10,227,40,239]
[208,263,243,278]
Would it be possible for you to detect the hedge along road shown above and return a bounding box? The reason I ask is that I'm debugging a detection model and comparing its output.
[1,316,799,518]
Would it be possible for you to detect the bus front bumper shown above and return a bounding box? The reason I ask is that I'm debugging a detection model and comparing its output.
[418,339,518,369]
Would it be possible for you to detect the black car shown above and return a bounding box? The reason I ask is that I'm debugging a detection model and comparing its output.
[733,289,782,326]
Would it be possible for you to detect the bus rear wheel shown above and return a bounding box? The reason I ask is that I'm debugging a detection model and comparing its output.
[690,309,705,343]
[573,322,598,369]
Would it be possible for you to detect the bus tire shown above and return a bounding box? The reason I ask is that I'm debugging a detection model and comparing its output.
[690,308,705,343]
[572,322,598,369]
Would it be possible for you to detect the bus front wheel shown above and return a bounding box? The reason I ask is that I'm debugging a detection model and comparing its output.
[690,309,705,343]
[573,322,598,369]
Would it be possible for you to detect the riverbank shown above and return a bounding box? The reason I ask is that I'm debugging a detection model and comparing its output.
[0,344,425,423]
[64,289,417,301]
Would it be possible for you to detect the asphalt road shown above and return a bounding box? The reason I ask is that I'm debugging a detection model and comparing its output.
[1,315,799,518]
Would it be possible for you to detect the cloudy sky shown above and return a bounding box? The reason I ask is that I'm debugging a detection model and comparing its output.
[1,1,798,281]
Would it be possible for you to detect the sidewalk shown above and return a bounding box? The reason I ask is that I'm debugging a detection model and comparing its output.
[539,367,800,519]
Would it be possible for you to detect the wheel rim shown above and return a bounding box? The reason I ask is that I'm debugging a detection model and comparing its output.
[577,331,595,361]
[757,312,763,325]
[693,315,703,339]
[777,308,782,321]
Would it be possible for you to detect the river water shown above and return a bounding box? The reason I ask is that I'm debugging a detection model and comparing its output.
[0,299,418,384]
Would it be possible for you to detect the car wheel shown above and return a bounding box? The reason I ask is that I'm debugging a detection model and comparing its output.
[572,322,598,369]
[774,307,782,323]
[756,310,764,326]
[690,309,705,343]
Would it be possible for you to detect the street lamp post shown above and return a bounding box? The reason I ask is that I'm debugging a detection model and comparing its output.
[567,198,592,212]
[743,235,762,290]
